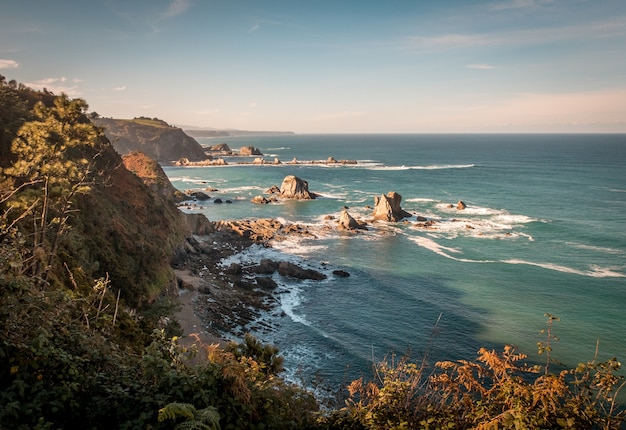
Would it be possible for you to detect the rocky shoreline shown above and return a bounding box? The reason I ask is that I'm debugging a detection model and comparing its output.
[172,218,331,346]
[171,174,471,348]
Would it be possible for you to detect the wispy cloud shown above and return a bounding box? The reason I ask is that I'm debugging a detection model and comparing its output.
[406,16,626,52]
[161,0,190,20]
[24,77,81,96]
[248,24,260,34]
[113,85,127,91]
[466,64,496,69]
[489,0,555,11]
[0,59,19,69]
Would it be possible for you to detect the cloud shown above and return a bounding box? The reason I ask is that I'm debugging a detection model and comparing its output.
[24,77,81,97]
[489,0,555,11]
[406,16,626,52]
[113,85,127,91]
[248,24,260,34]
[466,64,496,69]
[0,59,19,69]
[162,0,190,19]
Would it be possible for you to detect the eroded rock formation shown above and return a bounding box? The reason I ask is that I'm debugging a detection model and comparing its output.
[279,175,316,199]
[372,191,412,222]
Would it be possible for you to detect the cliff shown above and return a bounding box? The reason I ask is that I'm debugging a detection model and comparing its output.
[94,117,208,162]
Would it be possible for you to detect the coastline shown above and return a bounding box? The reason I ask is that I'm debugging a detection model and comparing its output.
[172,219,326,350]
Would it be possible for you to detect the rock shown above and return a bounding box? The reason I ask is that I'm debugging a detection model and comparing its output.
[254,258,279,274]
[327,156,337,163]
[186,190,210,200]
[333,270,350,277]
[372,191,412,222]
[279,175,315,199]
[457,200,467,210]
[252,157,265,164]
[255,276,278,289]
[184,213,215,235]
[273,157,282,164]
[175,157,190,166]
[210,143,231,152]
[265,185,280,194]
[416,215,427,222]
[338,210,368,230]
[214,198,223,204]
[225,263,242,275]
[251,195,271,204]
[239,146,262,156]
[278,261,327,280]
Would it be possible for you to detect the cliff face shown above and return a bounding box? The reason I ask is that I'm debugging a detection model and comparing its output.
[94,117,208,162]
[71,140,193,304]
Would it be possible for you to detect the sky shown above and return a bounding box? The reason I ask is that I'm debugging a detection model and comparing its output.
[1,0,625,133]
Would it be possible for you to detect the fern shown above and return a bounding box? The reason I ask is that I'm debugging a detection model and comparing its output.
[158,403,220,430]
[158,402,196,422]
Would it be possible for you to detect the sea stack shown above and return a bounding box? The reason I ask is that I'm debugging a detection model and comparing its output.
[372,191,412,222]
[279,175,316,199]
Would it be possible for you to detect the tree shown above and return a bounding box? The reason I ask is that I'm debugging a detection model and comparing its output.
[2,94,104,285]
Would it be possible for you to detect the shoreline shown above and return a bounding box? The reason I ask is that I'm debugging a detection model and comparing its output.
[172,219,326,350]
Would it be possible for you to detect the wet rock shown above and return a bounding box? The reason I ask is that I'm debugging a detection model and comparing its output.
[278,261,327,280]
[457,200,467,210]
[338,210,368,230]
[255,276,278,289]
[187,190,210,200]
[333,270,350,277]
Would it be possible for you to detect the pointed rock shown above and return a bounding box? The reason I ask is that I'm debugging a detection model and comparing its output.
[372,191,412,222]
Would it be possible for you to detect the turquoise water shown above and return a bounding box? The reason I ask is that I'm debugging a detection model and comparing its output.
[164,134,626,388]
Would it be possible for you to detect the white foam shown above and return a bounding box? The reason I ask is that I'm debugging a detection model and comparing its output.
[502,259,626,278]
[367,163,474,171]
[279,285,311,326]
[566,242,624,255]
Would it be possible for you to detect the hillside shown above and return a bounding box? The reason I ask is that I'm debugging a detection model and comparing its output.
[94,117,208,162]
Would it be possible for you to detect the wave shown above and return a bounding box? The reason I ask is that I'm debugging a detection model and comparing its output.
[367,163,475,171]
[566,242,624,255]
[502,259,626,278]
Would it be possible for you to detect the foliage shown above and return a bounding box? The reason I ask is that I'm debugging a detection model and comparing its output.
[227,332,285,376]
[321,315,625,430]
[159,402,221,430]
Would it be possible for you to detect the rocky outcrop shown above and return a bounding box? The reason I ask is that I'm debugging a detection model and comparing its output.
[186,190,210,200]
[279,175,316,199]
[94,117,208,162]
[239,146,262,156]
[372,191,412,222]
[185,213,215,235]
[457,200,467,210]
[209,143,231,152]
[278,262,327,280]
[122,151,187,202]
[338,210,368,230]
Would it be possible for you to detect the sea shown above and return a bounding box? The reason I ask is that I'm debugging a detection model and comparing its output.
[164,134,626,394]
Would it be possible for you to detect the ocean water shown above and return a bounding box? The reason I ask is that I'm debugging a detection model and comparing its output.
[164,134,626,391]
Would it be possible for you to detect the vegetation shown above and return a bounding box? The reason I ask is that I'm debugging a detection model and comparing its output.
[0,80,624,429]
